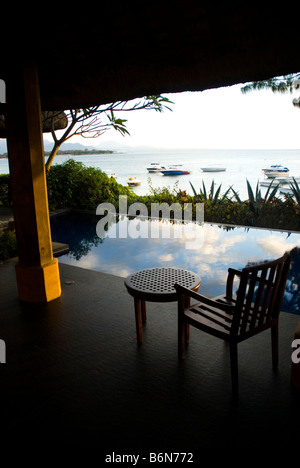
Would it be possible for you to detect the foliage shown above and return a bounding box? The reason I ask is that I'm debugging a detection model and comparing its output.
[2,165,300,263]
[241,73,300,94]
[0,228,17,261]
[46,159,136,211]
[199,179,298,229]
[146,177,179,201]
[289,177,300,208]
[240,72,300,108]
[139,178,299,229]
[189,180,232,203]
[0,174,11,206]
[244,179,279,213]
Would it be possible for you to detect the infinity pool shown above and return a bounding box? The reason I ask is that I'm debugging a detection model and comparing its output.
[50,211,300,315]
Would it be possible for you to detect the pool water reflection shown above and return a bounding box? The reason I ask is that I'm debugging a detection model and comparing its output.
[50,211,300,315]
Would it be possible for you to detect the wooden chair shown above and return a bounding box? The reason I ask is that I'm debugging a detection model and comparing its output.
[175,254,291,395]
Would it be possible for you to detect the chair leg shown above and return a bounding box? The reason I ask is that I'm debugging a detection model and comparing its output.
[271,325,279,370]
[185,322,190,344]
[229,342,238,396]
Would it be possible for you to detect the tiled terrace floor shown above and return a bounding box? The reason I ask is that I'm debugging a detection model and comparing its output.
[0,260,300,457]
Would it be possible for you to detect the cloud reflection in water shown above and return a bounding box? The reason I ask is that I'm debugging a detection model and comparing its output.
[51,212,300,314]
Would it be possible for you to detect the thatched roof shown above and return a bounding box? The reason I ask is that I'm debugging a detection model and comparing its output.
[0,112,68,138]
[2,4,300,110]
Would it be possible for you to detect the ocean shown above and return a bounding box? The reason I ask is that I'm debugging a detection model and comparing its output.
[1,148,300,200]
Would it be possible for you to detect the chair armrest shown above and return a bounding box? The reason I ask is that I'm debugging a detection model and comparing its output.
[228,268,242,277]
[174,283,234,313]
[226,268,242,299]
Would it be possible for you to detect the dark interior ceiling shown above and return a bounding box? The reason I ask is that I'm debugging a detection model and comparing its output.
[2,3,300,110]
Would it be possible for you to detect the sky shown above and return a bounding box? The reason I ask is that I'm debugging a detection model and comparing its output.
[62,82,300,151]
[1,75,299,151]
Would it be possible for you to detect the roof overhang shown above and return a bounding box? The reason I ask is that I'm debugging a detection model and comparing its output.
[2,4,300,110]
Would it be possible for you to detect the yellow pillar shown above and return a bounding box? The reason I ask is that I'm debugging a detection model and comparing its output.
[5,62,61,302]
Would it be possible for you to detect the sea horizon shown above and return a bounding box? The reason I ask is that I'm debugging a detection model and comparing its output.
[1,146,299,201]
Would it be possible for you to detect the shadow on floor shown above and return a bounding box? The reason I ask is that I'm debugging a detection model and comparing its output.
[0,260,300,457]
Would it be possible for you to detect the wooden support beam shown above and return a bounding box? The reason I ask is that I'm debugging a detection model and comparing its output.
[5,62,61,302]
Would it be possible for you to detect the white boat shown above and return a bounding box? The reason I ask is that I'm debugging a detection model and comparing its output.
[127,177,141,187]
[259,180,279,188]
[280,187,293,195]
[275,176,300,184]
[262,165,289,178]
[147,163,165,173]
[201,167,226,172]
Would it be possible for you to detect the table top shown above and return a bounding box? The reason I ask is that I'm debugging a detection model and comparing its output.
[124,267,201,302]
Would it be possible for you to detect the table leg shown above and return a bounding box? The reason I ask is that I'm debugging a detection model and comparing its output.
[141,300,147,322]
[134,297,143,343]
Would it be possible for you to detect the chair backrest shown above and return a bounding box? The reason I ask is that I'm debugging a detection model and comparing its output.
[231,254,291,337]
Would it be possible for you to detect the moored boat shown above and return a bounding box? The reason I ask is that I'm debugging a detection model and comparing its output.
[127,177,141,186]
[104,170,117,179]
[262,165,289,178]
[259,180,278,187]
[201,167,226,172]
[160,165,191,175]
[280,187,293,195]
[147,163,165,172]
[275,176,300,184]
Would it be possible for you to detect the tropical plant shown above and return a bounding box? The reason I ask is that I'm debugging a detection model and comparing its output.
[243,179,279,213]
[189,180,232,204]
[289,177,300,207]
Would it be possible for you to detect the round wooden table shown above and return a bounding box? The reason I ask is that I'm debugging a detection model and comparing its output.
[124,267,201,342]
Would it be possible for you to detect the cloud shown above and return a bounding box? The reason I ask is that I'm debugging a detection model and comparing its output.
[257,235,300,257]
[158,253,174,262]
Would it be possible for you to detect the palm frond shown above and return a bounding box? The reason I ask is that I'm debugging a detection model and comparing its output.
[189,181,198,197]
[230,186,242,203]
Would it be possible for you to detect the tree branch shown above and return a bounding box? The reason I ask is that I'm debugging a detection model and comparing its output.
[45,95,174,171]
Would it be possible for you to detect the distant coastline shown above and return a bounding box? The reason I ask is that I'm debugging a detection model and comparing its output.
[0,148,114,158]
[45,149,114,156]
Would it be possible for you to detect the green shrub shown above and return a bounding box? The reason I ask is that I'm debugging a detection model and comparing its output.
[0,174,11,206]
[1,162,300,240]
[0,228,17,261]
[47,159,136,211]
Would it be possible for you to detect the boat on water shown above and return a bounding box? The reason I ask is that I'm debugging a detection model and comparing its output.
[147,163,165,173]
[275,176,300,184]
[160,165,191,176]
[260,175,300,188]
[259,180,281,188]
[280,187,293,195]
[262,165,289,178]
[127,177,141,187]
[201,167,226,172]
[104,170,117,179]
